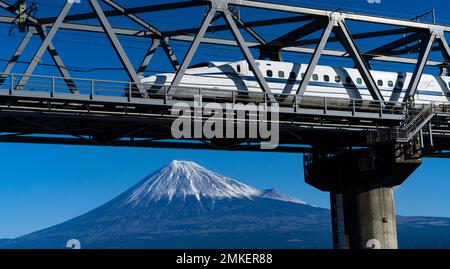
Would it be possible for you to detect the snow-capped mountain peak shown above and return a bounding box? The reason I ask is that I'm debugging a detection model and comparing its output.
[124,160,260,205]
[121,160,313,208]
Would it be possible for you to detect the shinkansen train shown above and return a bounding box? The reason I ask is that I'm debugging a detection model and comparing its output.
[141,60,450,104]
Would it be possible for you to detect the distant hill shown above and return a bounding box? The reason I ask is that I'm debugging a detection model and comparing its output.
[1,161,450,249]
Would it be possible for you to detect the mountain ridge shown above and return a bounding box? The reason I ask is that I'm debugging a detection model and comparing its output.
[119,160,312,207]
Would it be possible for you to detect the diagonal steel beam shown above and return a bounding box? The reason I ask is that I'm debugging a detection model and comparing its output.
[0,28,34,85]
[260,19,324,60]
[37,26,78,93]
[0,0,18,14]
[17,1,73,89]
[269,19,324,47]
[333,19,384,102]
[101,0,180,71]
[170,8,217,88]
[223,10,276,103]
[137,39,161,77]
[296,19,333,98]
[88,0,147,97]
[436,36,450,63]
[294,28,419,47]
[0,0,37,23]
[230,13,266,44]
[365,31,424,57]
[163,15,315,37]
[161,38,181,71]
[382,42,422,56]
[101,0,161,36]
[403,32,438,103]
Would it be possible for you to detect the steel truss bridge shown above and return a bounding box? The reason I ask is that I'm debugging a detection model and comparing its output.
[1,0,450,249]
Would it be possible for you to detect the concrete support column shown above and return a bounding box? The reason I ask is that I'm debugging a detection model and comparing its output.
[305,144,422,249]
[344,186,397,249]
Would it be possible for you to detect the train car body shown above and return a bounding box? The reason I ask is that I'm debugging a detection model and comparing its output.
[141,60,450,104]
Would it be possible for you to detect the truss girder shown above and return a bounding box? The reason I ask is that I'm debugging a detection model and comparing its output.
[0,0,448,104]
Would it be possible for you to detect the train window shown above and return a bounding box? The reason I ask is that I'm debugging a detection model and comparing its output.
[278,71,285,78]
[289,72,297,79]
[312,74,319,81]
[388,81,394,87]
[324,75,330,82]
[267,70,273,77]
[237,65,241,73]
[377,80,383,86]
[398,81,404,88]
[335,76,341,83]
[346,77,352,84]
[356,78,363,85]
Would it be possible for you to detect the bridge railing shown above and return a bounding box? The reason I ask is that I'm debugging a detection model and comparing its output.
[0,73,406,117]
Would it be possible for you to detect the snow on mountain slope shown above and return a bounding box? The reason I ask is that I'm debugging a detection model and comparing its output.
[258,189,313,206]
[123,160,310,206]
[124,161,260,205]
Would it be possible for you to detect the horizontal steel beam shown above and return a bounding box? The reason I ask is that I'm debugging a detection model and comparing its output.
[228,0,450,32]
[37,0,450,33]
[0,135,313,153]
[38,1,208,24]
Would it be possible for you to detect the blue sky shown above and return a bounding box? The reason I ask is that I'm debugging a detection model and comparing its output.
[1,0,450,238]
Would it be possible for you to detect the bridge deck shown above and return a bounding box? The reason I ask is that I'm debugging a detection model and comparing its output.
[0,73,448,155]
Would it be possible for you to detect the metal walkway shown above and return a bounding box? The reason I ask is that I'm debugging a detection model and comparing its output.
[0,73,406,120]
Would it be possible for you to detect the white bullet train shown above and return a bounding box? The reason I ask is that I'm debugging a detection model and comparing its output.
[141,60,450,104]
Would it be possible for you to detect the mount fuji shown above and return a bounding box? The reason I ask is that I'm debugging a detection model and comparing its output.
[0,160,330,249]
[2,160,450,249]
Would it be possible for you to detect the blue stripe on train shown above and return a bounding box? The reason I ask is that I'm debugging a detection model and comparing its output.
[191,72,445,97]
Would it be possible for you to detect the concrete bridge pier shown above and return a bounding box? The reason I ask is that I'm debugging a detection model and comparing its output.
[304,143,422,249]
[330,186,397,249]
